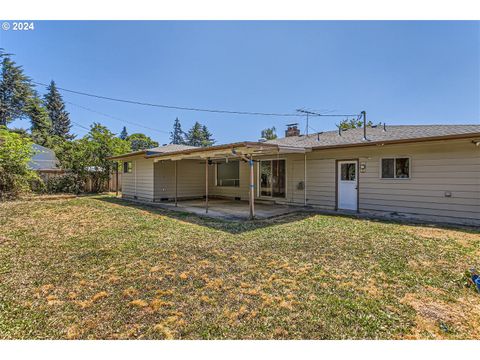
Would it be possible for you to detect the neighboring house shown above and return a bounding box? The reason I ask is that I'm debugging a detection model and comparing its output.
[28,144,64,181]
[109,125,480,225]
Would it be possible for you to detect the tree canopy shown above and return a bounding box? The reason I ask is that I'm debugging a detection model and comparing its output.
[0,127,37,199]
[44,80,72,139]
[261,126,277,140]
[337,118,376,130]
[170,117,185,145]
[72,123,131,192]
[0,50,34,126]
[185,121,215,147]
[119,126,128,140]
[127,133,159,151]
[27,97,52,147]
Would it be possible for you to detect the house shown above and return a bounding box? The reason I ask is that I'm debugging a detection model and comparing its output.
[28,144,64,181]
[109,124,480,226]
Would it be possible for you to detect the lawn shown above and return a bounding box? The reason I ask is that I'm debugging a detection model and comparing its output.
[0,195,479,339]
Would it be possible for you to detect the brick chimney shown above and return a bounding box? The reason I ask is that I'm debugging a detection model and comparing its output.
[285,123,300,137]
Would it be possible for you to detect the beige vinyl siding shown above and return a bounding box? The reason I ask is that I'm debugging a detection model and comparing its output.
[121,137,479,225]
[121,156,154,201]
[289,138,480,225]
[154,160,205,200]
[291,160,306,204]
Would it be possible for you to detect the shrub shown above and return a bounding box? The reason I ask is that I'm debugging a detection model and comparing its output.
[46,172,83,194]
[0,128,39,200]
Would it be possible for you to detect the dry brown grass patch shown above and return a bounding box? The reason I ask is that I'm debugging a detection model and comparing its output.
[129,299,149,308]
[150,299,174,311]
[75,300,92,309]
[179,272,189,280]
[153,324,174,339]
[401,290,480,339]
[91,291,109,302]
[405,226,480,243]
[66,325,81,339]
[122,287,139,298]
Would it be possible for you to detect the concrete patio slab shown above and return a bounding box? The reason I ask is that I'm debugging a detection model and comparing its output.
[153,199,301,220]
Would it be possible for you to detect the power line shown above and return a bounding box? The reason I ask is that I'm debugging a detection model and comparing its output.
[71,120,90,131]
[33,81,303,118]
[33,80,361,119]
[65,101,170,134]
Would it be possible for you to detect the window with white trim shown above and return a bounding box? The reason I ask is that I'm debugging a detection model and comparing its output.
[216,160,240,187]
[123,161,132,173]
[381,157,410,179]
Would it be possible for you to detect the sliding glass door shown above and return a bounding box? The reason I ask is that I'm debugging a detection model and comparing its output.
[259,159,286,198]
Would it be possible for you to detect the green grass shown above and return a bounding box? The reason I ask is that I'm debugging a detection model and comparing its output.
[0,195,479,339]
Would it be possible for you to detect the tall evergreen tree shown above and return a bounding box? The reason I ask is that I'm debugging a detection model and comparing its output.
[170,117,185,145]
[0,50,34,126]
[185,121,205,147]
[44,80,72,139]
[201,125,215,147]
[119,126,128,140]
[184,122,215,147]
[27,97,52,146]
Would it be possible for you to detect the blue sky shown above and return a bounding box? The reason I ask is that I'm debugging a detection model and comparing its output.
[1,21,479,144]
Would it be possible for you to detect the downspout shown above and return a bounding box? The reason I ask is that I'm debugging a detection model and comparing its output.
[134,160,137,198]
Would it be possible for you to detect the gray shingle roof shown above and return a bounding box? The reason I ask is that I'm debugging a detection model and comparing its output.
[146,144,198,155]
[266,124,480,149]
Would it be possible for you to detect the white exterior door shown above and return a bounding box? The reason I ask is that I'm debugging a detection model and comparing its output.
[337,161,358,211]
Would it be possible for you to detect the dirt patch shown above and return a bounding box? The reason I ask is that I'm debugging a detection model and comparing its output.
[19,194,79,202]
[405,226,480,244]
[401,290,480,339]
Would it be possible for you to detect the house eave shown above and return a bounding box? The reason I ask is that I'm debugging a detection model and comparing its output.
[309,132,480,151]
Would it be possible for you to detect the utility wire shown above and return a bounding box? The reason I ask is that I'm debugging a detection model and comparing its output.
[33,80,360,118]
[65,101,170,134]
[71,120,90,131]
[33,81,302,117]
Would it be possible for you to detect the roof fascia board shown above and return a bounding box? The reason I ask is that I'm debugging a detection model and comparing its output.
[310,132,480,151]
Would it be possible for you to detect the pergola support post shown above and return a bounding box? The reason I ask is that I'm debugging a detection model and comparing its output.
[249,156,255,219]
[205,158,209,213]
[115,162,119,197]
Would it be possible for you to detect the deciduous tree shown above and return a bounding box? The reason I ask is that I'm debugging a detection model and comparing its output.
[0,127,38,199]
[127,133,159,151]
[261,126,277,140]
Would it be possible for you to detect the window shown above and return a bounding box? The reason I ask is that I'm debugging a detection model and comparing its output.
[216,160,239,187]
[381,157,410,179]
[123,161,132,173]
[340,163,356,181]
